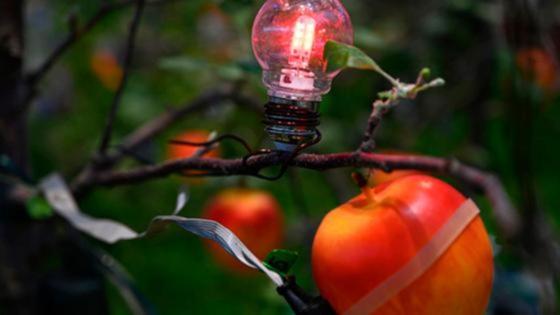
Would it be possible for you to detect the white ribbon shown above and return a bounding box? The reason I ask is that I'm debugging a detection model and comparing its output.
[39,174,284,287]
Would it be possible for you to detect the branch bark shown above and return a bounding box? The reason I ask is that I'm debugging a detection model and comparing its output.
[26,1,132,86]
[71,86,261,191]
[0,0,26,166]
[359,102,388,152]
[98,0,146,155]
[71,151,521,239]
[0,2,57,314]
[100,88,242,166]
[25,0,174,87]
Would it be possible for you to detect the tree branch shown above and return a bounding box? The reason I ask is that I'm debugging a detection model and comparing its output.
[70,86,262,195]
[79,85,259,171]
[358,69,445,152]
[98,0,146,155]
[25,0,176,87]
[26,1,130,86]
[358,101,388,152]
[108,87,261,165]
[71,151,521,239]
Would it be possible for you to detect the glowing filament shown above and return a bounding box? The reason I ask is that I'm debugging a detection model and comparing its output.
[290,16,316,68]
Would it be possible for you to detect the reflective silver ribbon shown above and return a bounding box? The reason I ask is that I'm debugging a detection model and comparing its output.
[40,174,284,286]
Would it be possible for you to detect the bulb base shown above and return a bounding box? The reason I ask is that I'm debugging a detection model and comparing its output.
[263,70,329,102]
[263,96,320,152]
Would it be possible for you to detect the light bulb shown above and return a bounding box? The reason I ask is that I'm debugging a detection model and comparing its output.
[252,0,354,151]
[252,0,353,100]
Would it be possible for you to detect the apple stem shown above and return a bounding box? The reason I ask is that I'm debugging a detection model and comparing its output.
[352,172,374,202]
[362,187,374,202]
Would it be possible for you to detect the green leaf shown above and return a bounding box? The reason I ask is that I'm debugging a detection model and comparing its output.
[26,195,53,220]
[325,41,400,86]
[325,40,382,73]
[263,249,299,277]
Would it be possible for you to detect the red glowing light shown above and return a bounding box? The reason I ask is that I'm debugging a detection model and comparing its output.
[290,15,316,69]
[252,0,354,100]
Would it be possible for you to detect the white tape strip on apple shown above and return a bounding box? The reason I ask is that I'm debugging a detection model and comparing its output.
[344,199,481,315]
[39,174,284,287]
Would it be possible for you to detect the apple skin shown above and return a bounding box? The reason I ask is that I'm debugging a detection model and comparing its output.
[312,175,494,315]
[202,188,284,274]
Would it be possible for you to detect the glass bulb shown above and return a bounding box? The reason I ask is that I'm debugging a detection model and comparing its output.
[252,0,354,101]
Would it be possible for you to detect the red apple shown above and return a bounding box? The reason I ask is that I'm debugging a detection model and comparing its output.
[202,188,284,274]
[312,174,494,314]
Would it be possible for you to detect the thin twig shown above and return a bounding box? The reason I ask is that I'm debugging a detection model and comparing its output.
[71,88,261,191]
[26,1,134,86]
[25,0,176,86]
[110,90,232,164]
[358,69,445,152]
[97,87,260,168]
[118,87,262,159]
[358,101,389,152]
[98,0,146,155]
[170,134,254,156]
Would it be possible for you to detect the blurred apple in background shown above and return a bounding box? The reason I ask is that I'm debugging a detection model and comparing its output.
[312,175,494,314]
[202,188,284,274]
[516,47,558,94]
[368,151,422,187]
[167,130,220,183]
[167,130,220,161]
[90,49,123,91]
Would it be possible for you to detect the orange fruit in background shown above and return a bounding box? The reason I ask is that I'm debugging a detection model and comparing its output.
[167,130,220,161]
[167,130,220,183]
[90,50,123,91]
[516,47,558,93]
[202,188,284,274]
[312,175,494,315]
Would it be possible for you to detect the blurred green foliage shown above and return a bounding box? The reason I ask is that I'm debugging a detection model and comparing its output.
[25,0,559,314]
